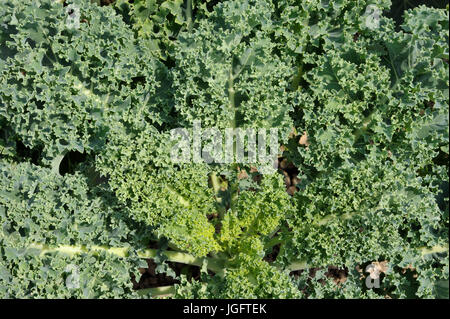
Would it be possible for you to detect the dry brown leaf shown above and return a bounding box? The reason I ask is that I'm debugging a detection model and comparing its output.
[367,261,389,279]
[287,186,297,196]
[299,131,310,146]
[238,169,248,180]
[284,176,291,187]
[279,158,288,170]
[291,175,301,186]
[375,261,389,273]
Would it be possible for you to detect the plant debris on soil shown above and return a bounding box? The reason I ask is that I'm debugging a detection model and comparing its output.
[278,157,300,196]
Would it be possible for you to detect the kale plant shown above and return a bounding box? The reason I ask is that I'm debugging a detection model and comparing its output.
[0,0,448,299]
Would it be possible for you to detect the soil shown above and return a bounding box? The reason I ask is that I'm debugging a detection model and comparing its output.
[132,240,212,292]
[131,259,180,290]
[325,266,349,285]
[290,266,349,297]
[277,157,300,195]
[263,243,281,263]
[100,0,116,5]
